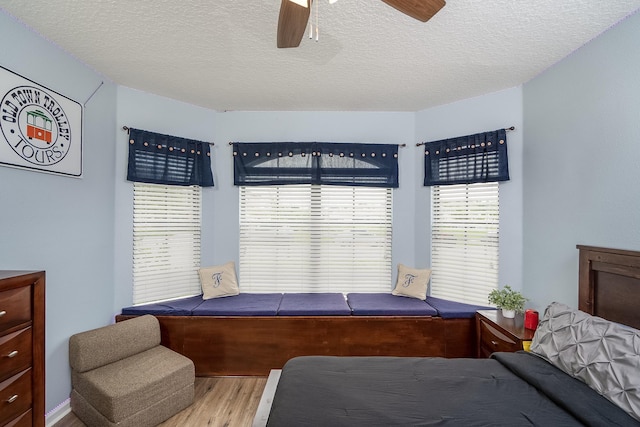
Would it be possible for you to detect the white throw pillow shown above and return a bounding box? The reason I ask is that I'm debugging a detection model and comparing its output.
[392,264,432,300]
[199,262,240,300]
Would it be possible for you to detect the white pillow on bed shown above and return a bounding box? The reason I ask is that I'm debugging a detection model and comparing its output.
[199,262,240,299]
[530,302,640,422]
[391,264,432,300]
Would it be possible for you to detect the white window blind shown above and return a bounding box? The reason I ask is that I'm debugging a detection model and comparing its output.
[133,183,202,304]
[239,185,392,292]
[430,182,499,305]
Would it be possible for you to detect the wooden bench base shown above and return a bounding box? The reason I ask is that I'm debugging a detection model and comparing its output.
[115,315,476,376]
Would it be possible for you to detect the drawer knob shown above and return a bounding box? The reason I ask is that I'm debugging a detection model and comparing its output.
[491,340,498,346]
[0,310,6,317]
[7,394,18,403]
[7,350,18,358]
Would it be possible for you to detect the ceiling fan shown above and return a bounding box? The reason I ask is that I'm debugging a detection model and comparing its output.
[277,0,446,48]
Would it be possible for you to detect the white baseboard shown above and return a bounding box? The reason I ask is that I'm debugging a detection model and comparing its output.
[46,399,71,427]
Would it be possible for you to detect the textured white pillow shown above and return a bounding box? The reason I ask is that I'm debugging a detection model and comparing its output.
[199,262,240,300]
[531,302,640,421]
[391,264,432,300]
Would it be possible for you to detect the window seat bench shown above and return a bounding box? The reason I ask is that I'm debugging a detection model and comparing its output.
[116,293,493,376]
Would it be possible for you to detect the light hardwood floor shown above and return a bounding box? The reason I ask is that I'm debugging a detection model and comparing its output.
[54,377,268,427]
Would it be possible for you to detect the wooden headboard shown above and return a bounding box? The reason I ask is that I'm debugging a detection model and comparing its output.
[578,245,640,330]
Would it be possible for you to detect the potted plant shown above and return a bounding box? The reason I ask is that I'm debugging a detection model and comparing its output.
[487,285,527,318]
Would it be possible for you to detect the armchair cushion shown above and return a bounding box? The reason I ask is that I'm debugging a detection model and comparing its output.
[69,315,161,373]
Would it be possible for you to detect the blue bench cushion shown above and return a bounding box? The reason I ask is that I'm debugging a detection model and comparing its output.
[278,293,351,316]
[346,293,438,316]
[121,295,204,316]
[191,293,283,316]
[121,293,489,319]
[425,296,495,319]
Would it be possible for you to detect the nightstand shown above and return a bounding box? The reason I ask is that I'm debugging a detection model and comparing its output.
[476,310,535,358]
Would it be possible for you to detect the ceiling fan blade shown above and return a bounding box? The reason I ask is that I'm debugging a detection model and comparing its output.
[277,0,313,48]
[381,0,445,22]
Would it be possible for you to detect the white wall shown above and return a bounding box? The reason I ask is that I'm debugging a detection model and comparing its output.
[522,10,640,310]
[414,87,525,298]
[0,11,117,413]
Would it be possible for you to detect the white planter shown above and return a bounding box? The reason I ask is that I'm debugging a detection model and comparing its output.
[501,309,515,318]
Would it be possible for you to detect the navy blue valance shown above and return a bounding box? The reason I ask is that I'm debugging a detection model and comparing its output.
[233,142,399,188]
[127,128,214,187]
[423,129,509,186]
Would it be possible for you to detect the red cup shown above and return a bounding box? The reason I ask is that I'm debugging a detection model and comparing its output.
[524,309,539,330]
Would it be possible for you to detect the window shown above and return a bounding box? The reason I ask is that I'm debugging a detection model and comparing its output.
[132,182,202,304]
[239,184,392,292]
[430,182,499,305]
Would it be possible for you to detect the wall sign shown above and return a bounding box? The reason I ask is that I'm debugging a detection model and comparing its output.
[0,65,82,177]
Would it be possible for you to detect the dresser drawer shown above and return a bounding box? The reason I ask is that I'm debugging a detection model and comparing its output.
[0,287,32,333]
[0,328,32,381]
[0,369,32,427]
[4,409,32,427]
[479,319,520,353]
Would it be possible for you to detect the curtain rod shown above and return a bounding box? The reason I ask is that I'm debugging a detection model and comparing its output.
[227,141,407,147]
[122,126,215,146]
[415,126,515,147]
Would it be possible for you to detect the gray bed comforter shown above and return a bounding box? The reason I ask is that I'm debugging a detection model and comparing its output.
[266,352,638,426]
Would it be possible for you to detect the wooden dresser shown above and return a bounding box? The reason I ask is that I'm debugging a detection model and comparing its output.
[0,271,45,427]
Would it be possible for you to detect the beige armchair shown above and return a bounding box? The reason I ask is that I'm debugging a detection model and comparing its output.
[69,315,195,427]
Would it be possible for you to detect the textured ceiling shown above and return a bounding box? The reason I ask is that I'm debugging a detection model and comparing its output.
[1,0,639,112]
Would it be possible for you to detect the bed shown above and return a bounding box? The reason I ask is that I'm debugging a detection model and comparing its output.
[261,245,640,426]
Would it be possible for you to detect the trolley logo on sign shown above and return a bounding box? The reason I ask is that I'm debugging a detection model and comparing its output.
[26,110,53,144]
[0,66,82,177]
